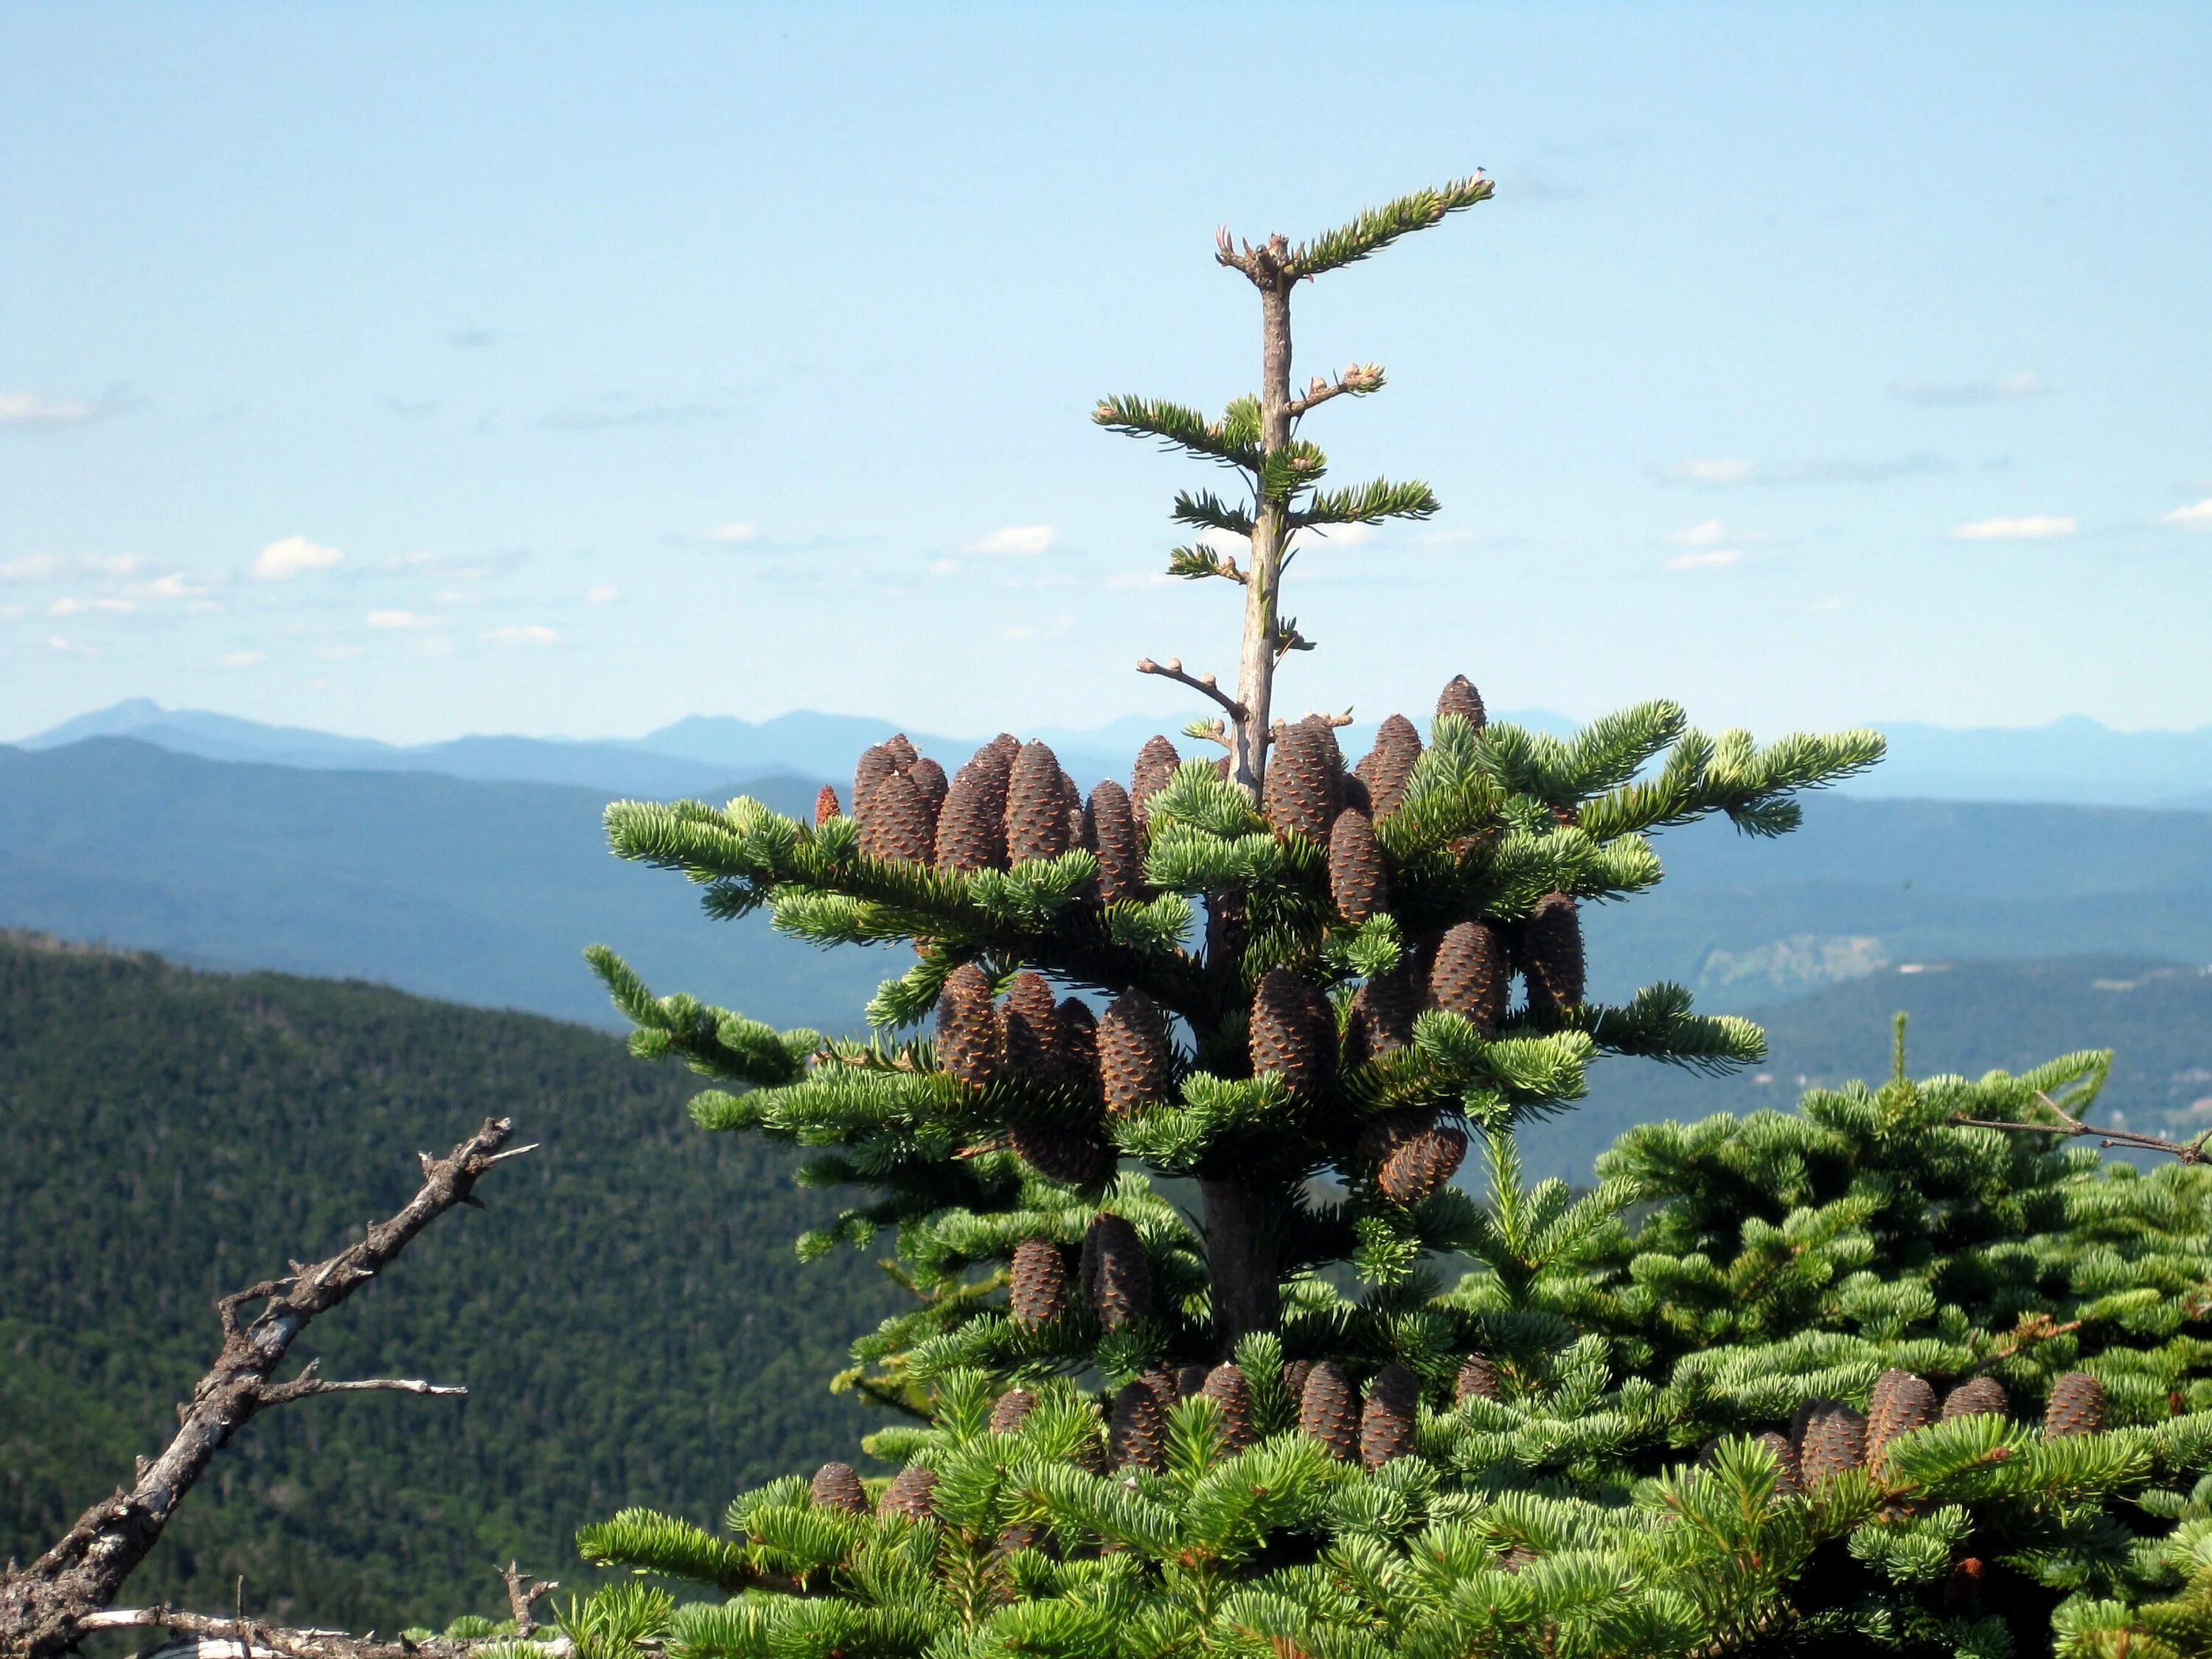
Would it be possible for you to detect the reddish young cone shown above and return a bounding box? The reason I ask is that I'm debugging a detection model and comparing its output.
[813,785,842,827]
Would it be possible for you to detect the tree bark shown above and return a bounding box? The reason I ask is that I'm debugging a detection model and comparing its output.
[1231,267,1295,796]
[1200,1175,1282,1353]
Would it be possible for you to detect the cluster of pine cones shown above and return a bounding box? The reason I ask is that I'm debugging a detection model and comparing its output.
[1737,1368,2107,1495]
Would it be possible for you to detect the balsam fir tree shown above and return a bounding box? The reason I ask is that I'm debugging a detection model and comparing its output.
[568,181,2212,1658]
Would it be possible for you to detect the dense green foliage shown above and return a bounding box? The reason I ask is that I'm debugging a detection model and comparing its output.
[0,934,894,1632]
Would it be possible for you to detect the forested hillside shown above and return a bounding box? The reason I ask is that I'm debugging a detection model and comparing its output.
[0,935,894,1634]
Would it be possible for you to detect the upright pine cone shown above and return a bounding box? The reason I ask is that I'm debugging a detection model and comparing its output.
[989,1388,1037,1434]
[1085,780,1144,904]
[1177,1362,1212,1400]
[1941,1376,2008,1419]
[1006,741,1073,863]
[1360,1363,1420,1468]
[1429,921,1509,1035]
[1380,1122,1469,1206]
[1262,719,1343,842]
[1868,1369,1938,1470]
[1357,714,1423,818]
[909,756,948,816]
[880,734,919,771]
[1349,959,1422,1062]
[858,768,936,863]
[1057,998,1099,1090]
[2045,1372,2107,1438]
[1081,1212,1152,1330]
[1251,968,1329,1096]
[1002,972,1062,1080]
[1130,735,1181,829]
[1436,675,1487,731]
[1518,893,1585,1017]
[1140,1367,1181,1412]
[1008,1122,1113,1188]
[1099,990,1173,1116]
[810,1461,868,1513]
[1455,1354,1500,1405]
[1794,1400,1868,1486]
[987,731,1021,765]
[1009,1237,1069,1329]
[936,964,1003,1087]
[1299,1360,1360,1461]
[878,1465,937,1520]
[1110,1380,1169,1472]
[936,748,1012,873]
[1202,1363,1255,1451]
[813,785,842,826]
[853,742,900,814]
[1758,1432,1804,1498]
[1328,810,1387,923]
[1358,1107,1434,1164]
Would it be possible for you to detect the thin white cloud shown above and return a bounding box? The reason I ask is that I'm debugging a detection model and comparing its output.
[965,524,1057,555]
[254,535,346,580]
[928,559,963,578]
[1105,571,1178,589]
[1669,457,1753,484]
[0,553,59,582]
[316,644,366,660]
[1298,522,1379,547]
[1666,519,1728,546]
[220,650,267,668]
[702,521,760,544]
[1951,515,2078,541]
[585,584,621,604]
[2161,498,2212,529]
[49,596,134,615]
[1891,371,2047,408]
[367,608,437,629]
[1666,548,1745,571]
[1,552,145,583]
[0,387,138,434]
[481,623,559,647]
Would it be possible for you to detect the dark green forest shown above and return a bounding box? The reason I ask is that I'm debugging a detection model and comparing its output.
[0,933,894,1632]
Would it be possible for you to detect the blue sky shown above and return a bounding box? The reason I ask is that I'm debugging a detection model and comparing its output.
[4,2,2207,745]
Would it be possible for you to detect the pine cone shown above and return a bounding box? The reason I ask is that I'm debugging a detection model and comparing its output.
[1130,736,1181,829]
[1428,922,1509,1035]
[1262,718,1343,843]
[1085,780,1144,904]
[994,1521,1046,1559]
[1282,1360,1313,1409]
[909,757,948,816]
[881,734,919,771]
[1358,714,1423,818]
[1202,1363,1255,1451]
[1941,1376,2008,1420]
[810,1460,868,1513]
[987,732,1022,765]
[1141,1367,1181,1412]
[1008,1122,1113,1188]
[1867,1370,1937,1471]
[2045,1371,2107,1438]
[858,768,936,864]
[1360,1363,1420,1468]
[813,785,842,827]
[853,743,899,814]
[1009,1237,1070,1329]
[989,1388,1037,1434]
[1299,1360,1359,1461]
[1328,809,1388,923]
[1057,998,1099,1091]
[1380,1124,1469,1206]
[936,748,1012,873]
[1358,1107,1434,1163]
[1110,1380,1168,1472]
[1757,1431,1804,1498]
[1455,1354,1500,1405]
[1006,741,1073,864]
[1518,894,1585,1017]
[1081,1212,1152,1330]
[1177,1362,1212,1400]
[1060,771,1085,844]
[1794,1400,1867,1486]
[1349,959,1422,1062]
[1003,972,1062,1080]
[1251,968,1329,1097]
[936,964,1003,1087]
[1099,990,1173,1117]
[1435,675,1487,731]
[1340,769,1372,816]
[878,1465,937,1520]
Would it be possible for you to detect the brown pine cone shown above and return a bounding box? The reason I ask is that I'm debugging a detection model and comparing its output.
[909,757,948,817]
[853,742,900,814]
[1758,1431,1804,1498]
[1251,967,1328,1096]
[1140,1366,1181,1412]
[1006,741,1073,864]
[813,785,842,827]
[1349,959,1422,1062]
[1358,1107,1435,1164]
[1299,1360,1360,1461]
[1081,1212,1152,1330]
[994,1521,1046,1559]
[1360,1363,1420,1468]
[1057,998,1099,1091]
[1008,1122,1113,1188]
[1003,971,1062,1080]
[1130,736,1182,828]
[1868,1370,1937,1471]
[1380,1124,1469,1206]
[1328,809,1388,923]
[987,732,1022,765]
[1517,894,1585,1017]
[881,734,919,771]
[1428,921,1509,1035]
[1085,780,1144,904]
[1099,990,1174,1117]
[1359,714,1423,818]
[1340,770,1372,816]
[989,1388,1037,1434]
[1794,1400,1868,1486]
[1176,1362,1212,1400]
[878,1465,937,1520]
[1282,1359,1313,1410]
[2045,1371,2107,1438]
[1435,675,1487,731]
[1009,1237,1070,1329]
[1941,1376,2008,1420]
[810,1460,869,1513]
[936,749,1012,873]
[1455,1354,1500,1405]
[936,964,1004,1087]
[858,768,936,864]
[1262,718,1343,843]
[1060,771,1085,844]
[1110,1380,1169,1472]
[1203,1363,1256,1451]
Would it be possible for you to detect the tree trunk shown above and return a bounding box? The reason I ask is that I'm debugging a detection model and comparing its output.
[1200,1175,1281,1352]
[1231,274,1295,796]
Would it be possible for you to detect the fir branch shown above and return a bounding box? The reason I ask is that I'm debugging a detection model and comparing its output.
[1093,394,1262,470]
